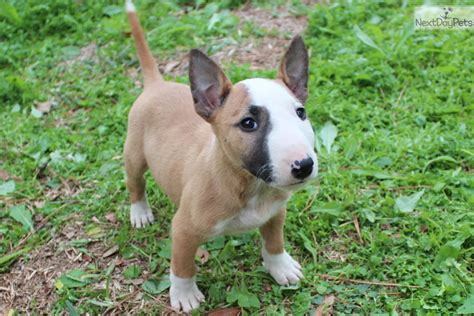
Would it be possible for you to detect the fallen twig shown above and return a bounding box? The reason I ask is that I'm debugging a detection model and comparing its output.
[316,273,420,288]
[352,215,363,243]
[302,187,319,212]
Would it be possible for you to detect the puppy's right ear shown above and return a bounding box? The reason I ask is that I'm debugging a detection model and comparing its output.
[189,49,232,121]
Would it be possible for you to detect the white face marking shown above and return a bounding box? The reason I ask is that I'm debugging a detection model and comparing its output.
[261,248,303,285]
[241,78,318,187]
[212,191,287,236]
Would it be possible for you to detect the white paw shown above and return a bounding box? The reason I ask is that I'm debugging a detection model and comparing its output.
[170,273,205,313]
[262,248,303,285]
[130,197,154,228]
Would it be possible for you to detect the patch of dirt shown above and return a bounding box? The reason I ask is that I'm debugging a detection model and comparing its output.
[42,178,84,201]
[1,216,91,311]
[148,3,310,80]
[60,43,99,66]
[213,4,308,69]
[0,215,169,314]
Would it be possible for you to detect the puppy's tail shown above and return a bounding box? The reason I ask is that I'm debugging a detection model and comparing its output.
[126,0,163,88]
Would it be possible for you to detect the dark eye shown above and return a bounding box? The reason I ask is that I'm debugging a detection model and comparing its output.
[240,117,258,131]
[296,107,306,120]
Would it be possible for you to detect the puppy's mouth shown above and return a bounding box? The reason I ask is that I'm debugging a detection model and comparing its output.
[281,181,306,189]
[265,180,305,192]
[274,177,318,191]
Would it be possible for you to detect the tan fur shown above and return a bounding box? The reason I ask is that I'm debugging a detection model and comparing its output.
[277,58,290,87]
[127,9,162,87]
[124,8,291,279]
[260,208,286,254]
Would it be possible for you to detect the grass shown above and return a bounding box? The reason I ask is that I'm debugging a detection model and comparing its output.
[1,0,473,314]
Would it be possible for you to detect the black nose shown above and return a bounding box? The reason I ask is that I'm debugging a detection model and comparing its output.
[291,157,314,180]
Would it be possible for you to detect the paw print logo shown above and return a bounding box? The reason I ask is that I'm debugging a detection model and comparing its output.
[441,7,453,19]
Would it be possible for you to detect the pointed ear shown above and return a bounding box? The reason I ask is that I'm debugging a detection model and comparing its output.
[277,36,309,104]
[189,49,232,121]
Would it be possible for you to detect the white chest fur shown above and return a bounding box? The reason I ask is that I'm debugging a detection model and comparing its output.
[212,193,287,236]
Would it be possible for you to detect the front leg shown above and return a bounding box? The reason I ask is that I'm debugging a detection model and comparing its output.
[170,212,205,312]
[259,208,303,285]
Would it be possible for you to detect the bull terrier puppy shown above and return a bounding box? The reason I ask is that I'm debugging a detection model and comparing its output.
[124,0,318,312]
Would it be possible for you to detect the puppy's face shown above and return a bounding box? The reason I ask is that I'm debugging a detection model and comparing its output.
[190,36,317,189]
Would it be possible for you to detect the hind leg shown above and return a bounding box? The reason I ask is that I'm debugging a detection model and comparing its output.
[124,138,154,228]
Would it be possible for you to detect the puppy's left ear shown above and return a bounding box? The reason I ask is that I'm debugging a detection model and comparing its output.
[277,36,309,104]
[189,49,232,121]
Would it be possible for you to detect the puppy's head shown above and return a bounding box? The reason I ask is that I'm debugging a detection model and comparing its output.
[189,36,317,189]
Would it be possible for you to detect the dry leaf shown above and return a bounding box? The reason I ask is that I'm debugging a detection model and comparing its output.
[352,215,363,243]
[208,307,241,316]
[92,216,101,224]
[0,169,21,182]
[130,278,144,285]
[105,213,117,224]
[34,200,45,209]
[35,100,53,113]
[314,295,336,316]
[64,230,75,239]
[196,248,210,264]
[0,169,10,180]
[103,245,119,258]
[61,179,81,197]
[420,224,428,233]
[381,223,392,230]
[164,61,180,73]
